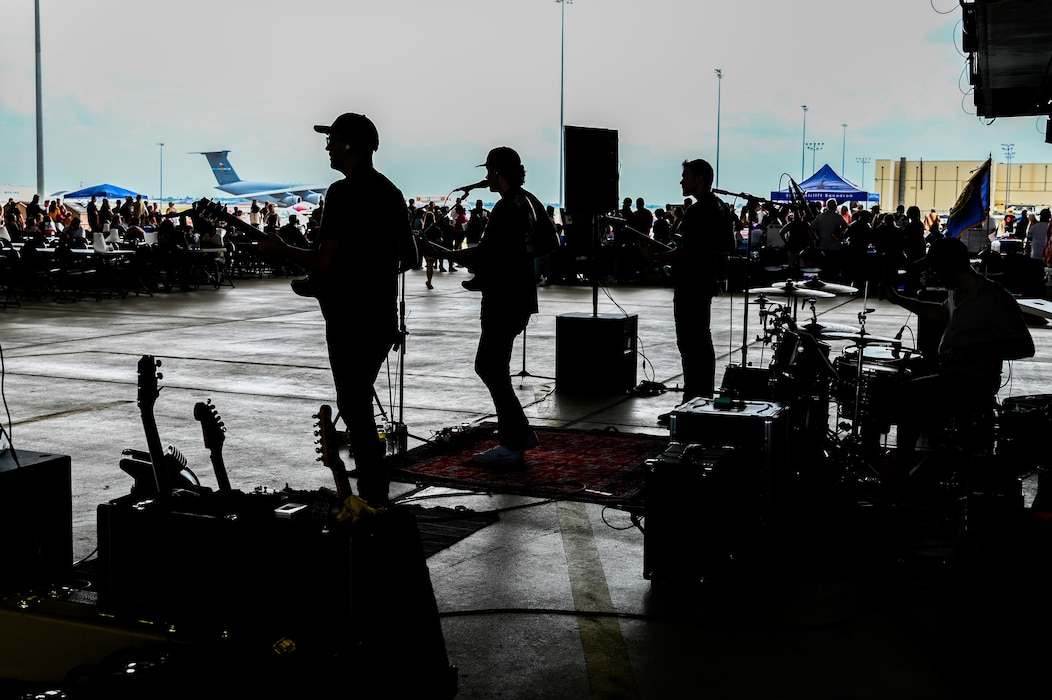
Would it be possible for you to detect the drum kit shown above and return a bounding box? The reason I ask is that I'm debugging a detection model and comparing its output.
[737,277,922,477]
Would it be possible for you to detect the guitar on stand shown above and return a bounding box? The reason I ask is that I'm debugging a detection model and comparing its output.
[193,399,233,493]
[128,354,200,497]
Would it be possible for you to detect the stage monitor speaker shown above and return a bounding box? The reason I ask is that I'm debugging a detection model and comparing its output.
[556,312,637,394]
[564,125,618,220]
[0,450,72,593]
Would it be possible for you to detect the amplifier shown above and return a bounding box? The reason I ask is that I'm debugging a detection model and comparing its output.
[97,489,353,641]
[96,491,453,689]
[555,312,637,393]
[643,443,742,582]
[0,450,72,593]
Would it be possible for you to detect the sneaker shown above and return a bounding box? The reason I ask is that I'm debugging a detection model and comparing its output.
[657,412,671,427]
[471,444,524,466]
[461,277,482,292]
[524,431,540,449]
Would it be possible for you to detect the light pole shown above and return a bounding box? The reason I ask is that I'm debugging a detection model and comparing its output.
[856,156,871,189]
[1001,143,1015,211]
[715,68,722,187]
[841,122,848,173]
[800,105,808,180]
[806,142,823,176]
[556,0,573,208]
[157,142,165,202]
[35,0,45,198]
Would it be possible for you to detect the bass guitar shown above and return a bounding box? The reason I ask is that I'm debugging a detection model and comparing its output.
[193,399,233,493]
[315,404,352,499]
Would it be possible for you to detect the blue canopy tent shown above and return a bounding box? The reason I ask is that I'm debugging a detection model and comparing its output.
[61,183,142,199]
[770,164,877,203]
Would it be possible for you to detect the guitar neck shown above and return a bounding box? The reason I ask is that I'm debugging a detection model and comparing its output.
[137,355,169,496]
[192,199,266,242]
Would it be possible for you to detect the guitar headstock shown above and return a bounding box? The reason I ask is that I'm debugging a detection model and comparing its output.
[136,355,162,412]
[191,197,263,241]
[193,399,226,451]
[314,404,345,471]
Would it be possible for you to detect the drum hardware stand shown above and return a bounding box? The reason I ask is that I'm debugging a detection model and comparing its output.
[837,281,885,482]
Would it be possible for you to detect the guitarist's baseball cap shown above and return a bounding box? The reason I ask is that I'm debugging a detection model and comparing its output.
[478,146,521,172]
[314,113,379,152]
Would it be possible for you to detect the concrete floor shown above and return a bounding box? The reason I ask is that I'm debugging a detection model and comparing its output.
[2,267,1050,698]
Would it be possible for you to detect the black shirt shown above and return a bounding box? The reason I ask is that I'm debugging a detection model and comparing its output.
[316,166,410,337]
[673,193,735,298]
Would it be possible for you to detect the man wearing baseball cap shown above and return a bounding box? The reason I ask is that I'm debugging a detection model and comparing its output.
[423,146,558,466]
[260,112,413,504]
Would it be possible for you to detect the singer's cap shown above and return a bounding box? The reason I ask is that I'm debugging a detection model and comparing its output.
[478,146,521,172]
[314,113,379,152]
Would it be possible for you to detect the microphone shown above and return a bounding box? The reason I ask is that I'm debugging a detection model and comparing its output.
[456,178,490,194]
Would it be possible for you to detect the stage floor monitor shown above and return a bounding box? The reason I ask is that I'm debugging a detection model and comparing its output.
[555,312,637,394]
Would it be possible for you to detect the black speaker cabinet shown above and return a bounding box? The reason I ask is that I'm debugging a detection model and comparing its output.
[0,450,72,593]
[97,490,353,641]
[555,312,637,393]
[564,125,618,220]
[644,443,740,582]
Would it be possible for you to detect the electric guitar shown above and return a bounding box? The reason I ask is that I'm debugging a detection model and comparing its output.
[137,354,170,496]
[194,399,233,493]
[315,404,352,499]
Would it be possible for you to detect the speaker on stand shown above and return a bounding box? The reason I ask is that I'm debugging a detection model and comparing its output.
[557,127,635,395]
[563,125,618,288]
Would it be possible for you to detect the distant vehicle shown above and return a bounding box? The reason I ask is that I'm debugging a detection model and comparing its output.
[192,150,326,207]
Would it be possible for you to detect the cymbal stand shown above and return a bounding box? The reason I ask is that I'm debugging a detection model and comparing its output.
[840,280,883,480]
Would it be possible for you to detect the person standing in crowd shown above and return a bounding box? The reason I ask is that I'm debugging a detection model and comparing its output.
[634,197,654,238]
[811,198,849,280]
[422,146,556,466]
[259,112,412,505]
[1028,208,1051,261]
[98,198,112,230]
[86,196,100,232]
[25,194,44,222]
[646,159,736,422]
[1016,208,1031,239]
[466,198,488,247]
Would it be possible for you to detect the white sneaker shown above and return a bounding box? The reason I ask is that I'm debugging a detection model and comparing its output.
[471,444,524,466]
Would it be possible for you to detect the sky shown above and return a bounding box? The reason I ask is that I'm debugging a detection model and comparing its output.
[2,0,1048,210]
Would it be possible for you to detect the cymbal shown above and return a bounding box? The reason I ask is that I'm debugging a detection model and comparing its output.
[822,331,899,345]
[761,278,859,295]
[801,322,861,335]
[748,286,836,299]
[798,278,858,294]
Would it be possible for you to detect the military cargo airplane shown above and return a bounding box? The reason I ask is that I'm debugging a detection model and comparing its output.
[193,150,326,207]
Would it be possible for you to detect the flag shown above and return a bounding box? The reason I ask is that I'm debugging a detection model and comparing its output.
[946,157,991,238]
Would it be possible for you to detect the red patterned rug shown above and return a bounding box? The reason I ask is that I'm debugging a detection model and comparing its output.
[388,424,668,511]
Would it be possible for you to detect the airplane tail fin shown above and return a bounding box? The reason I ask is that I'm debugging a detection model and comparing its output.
[195,151,241,187]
